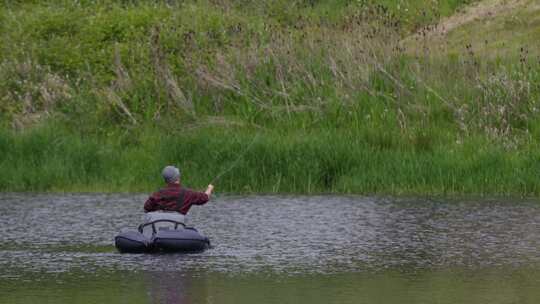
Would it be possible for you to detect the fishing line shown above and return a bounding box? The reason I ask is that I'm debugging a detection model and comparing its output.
[210,133,261,185]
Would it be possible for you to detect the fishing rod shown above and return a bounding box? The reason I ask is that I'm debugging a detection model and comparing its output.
[210,133,261,185]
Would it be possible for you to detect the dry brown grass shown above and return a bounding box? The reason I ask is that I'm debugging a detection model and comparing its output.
[0,59,72,129]
[150,26,195,117]
[192,23,402,113]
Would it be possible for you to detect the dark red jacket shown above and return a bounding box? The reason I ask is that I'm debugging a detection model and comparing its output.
[144,183,209,215]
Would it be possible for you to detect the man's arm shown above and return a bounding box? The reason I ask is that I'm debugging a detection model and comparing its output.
[143,193,159,212]
[187,184,214,206]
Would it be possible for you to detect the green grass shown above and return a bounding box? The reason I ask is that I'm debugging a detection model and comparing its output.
[1,0,540,195]
[2,122,540,195]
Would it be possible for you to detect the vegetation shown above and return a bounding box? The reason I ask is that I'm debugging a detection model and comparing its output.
[1,0,539,195]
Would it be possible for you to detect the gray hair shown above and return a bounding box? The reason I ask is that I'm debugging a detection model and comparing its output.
[162,165,181,183]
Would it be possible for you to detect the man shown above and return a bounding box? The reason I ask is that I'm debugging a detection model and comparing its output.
[144,165,214,218]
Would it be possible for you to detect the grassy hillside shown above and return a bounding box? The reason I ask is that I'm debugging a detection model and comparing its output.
[405,0,540,58]
[1,0,540,195]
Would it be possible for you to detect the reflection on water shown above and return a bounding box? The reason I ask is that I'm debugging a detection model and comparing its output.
[0,194,539,303]
[2,267,540,304]
[144,271,193,304]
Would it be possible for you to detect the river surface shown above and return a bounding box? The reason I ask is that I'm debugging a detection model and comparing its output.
[0,194,539,303]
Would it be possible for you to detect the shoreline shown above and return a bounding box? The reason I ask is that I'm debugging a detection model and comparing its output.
[1,191,537,201]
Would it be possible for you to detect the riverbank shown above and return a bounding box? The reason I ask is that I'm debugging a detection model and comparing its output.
[1,122,540,195]
[1,1,539,195]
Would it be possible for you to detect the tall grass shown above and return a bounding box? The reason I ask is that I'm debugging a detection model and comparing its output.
[1,122,540,195]
[1,0,539,195]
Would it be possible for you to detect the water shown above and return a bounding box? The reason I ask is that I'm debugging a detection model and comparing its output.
[0,194,539,303]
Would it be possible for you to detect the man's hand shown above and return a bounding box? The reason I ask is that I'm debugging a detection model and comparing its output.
[205,184,214,197]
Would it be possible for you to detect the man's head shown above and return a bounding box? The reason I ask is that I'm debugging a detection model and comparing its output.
[162,165,181,184]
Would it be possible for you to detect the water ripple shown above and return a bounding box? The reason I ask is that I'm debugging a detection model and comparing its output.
[0,194,538,276]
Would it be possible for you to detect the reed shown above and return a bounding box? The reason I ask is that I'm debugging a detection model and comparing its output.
[1,123,539,195]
